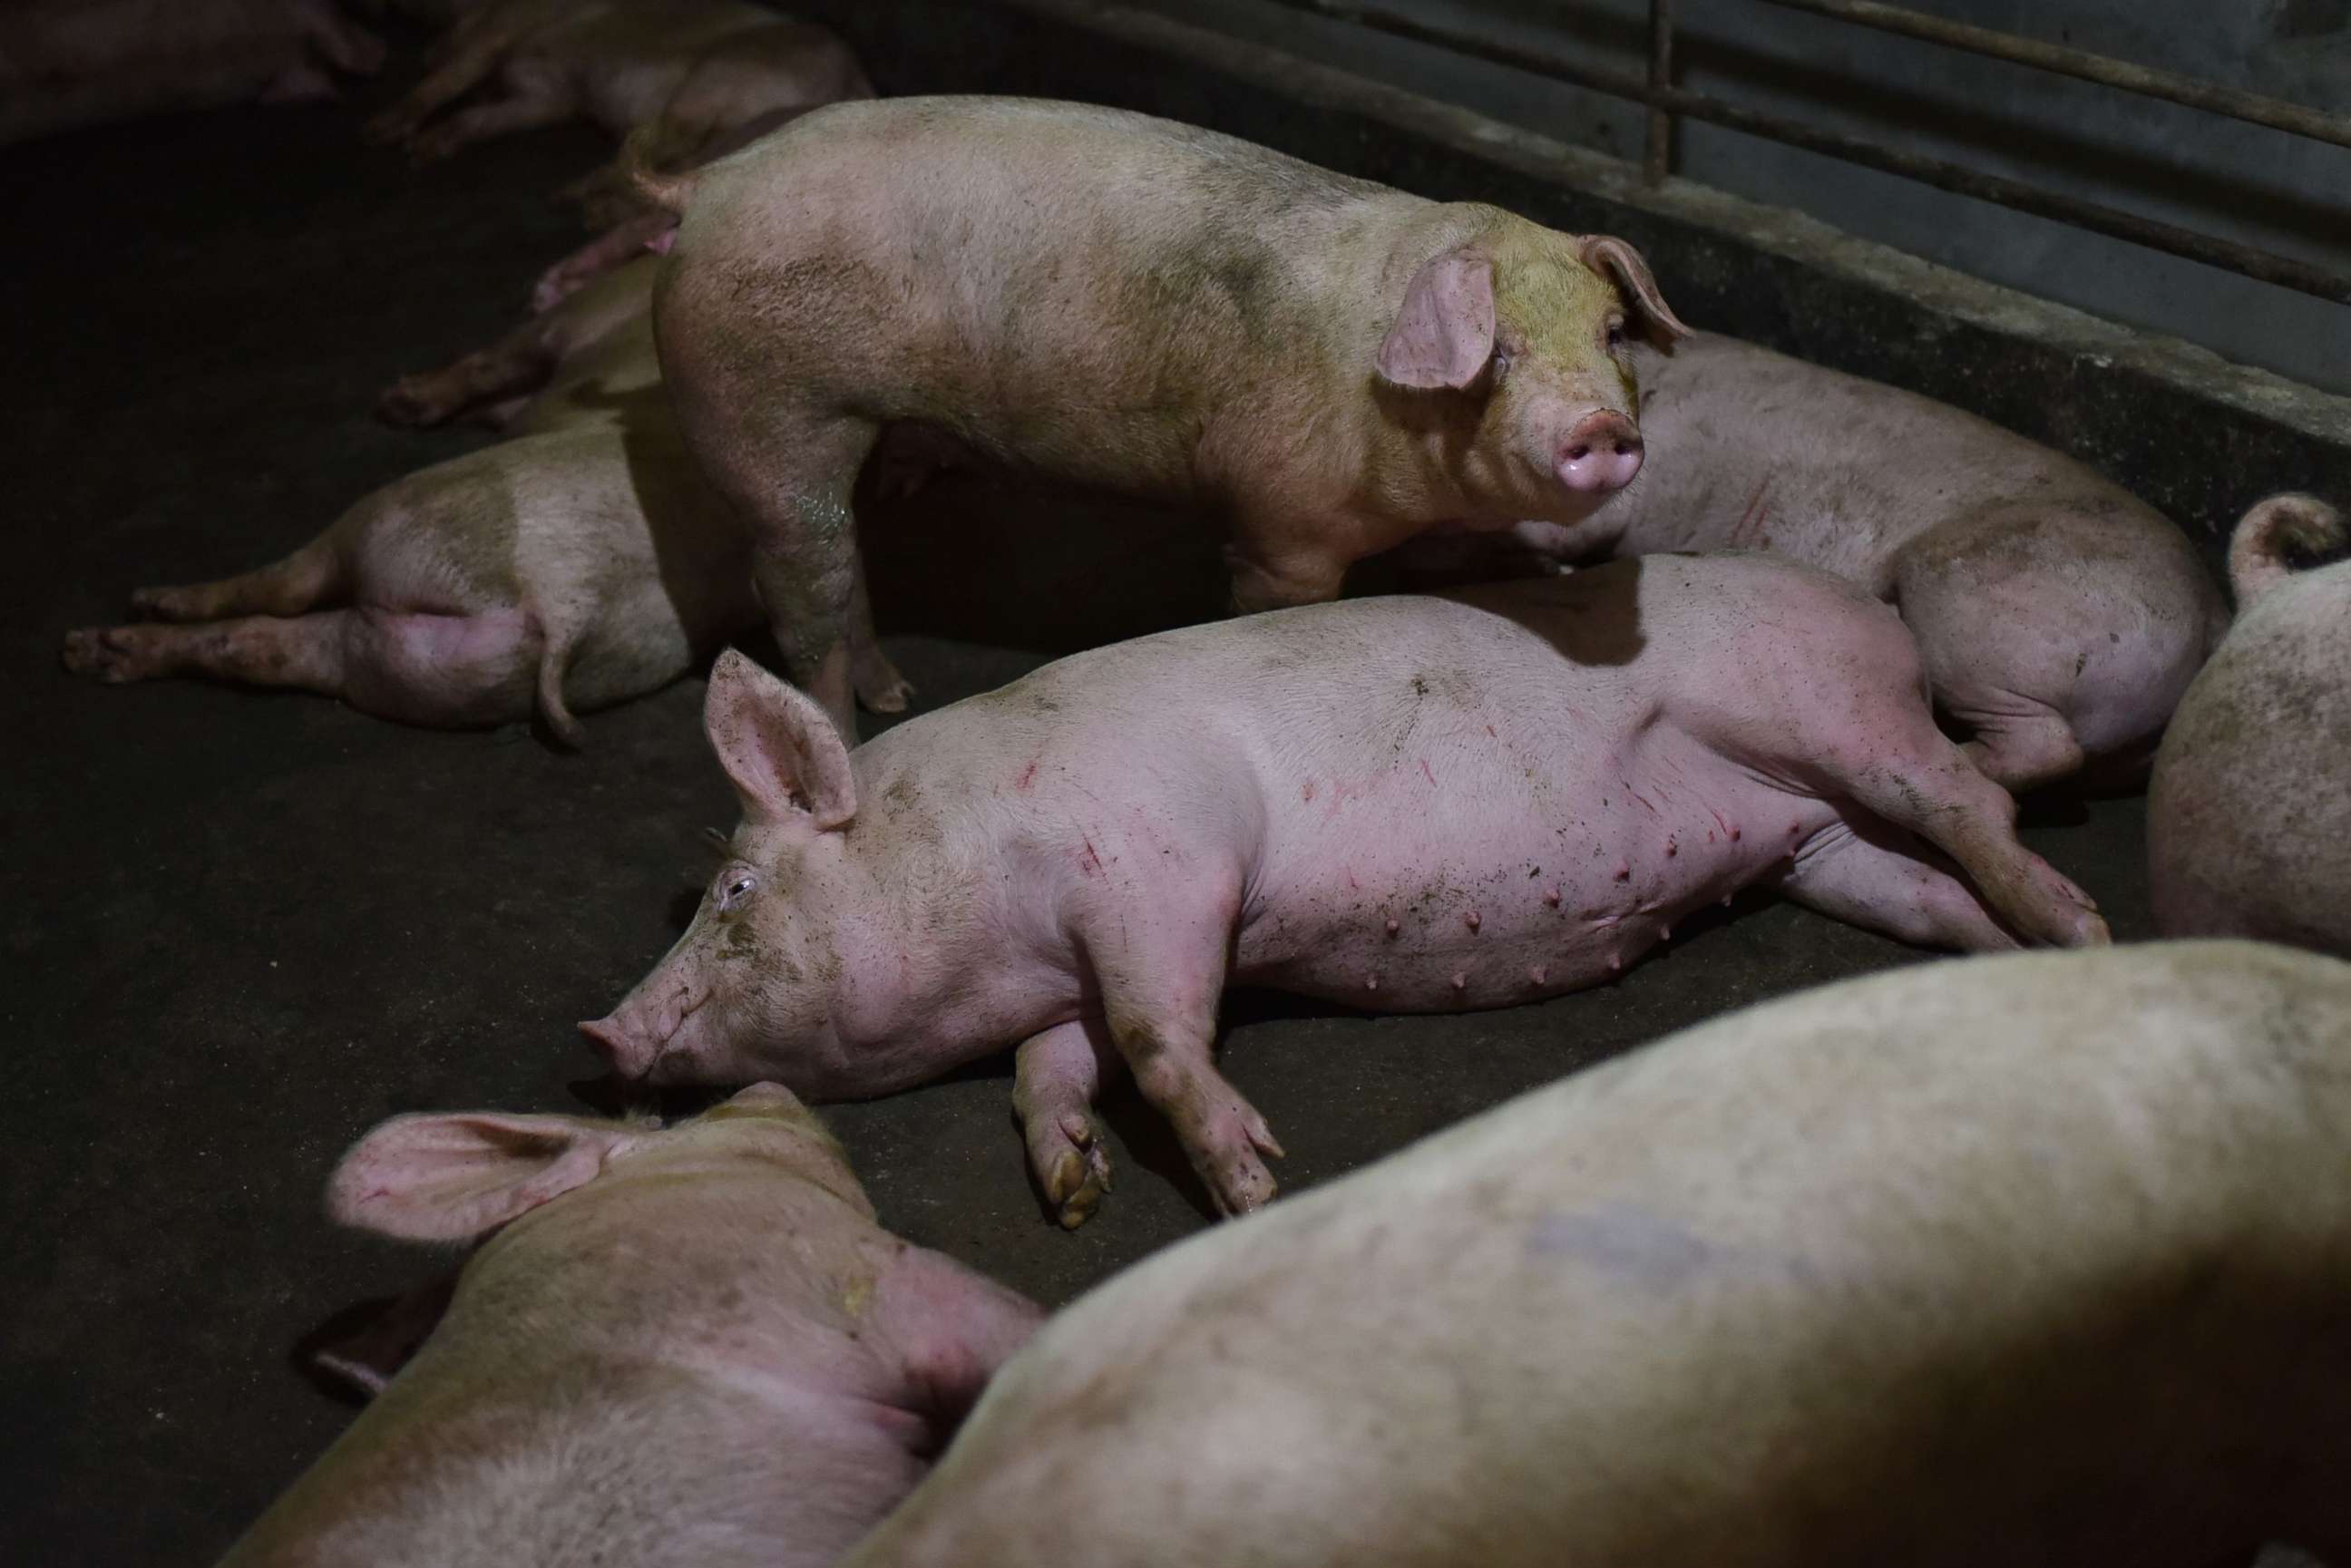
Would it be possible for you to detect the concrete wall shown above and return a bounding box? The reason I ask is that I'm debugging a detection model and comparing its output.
[1116,0,2351,394]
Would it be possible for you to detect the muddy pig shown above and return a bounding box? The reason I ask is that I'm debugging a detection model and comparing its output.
[62,272,773,742]
[1497,334,2233,790]
[2149,494,2350,957]
[366,0,870,171]
[217,1083,1041,1568]
[647,95,1689,736]
[842,941,2351,1568]
[376,248,662,432]
[584,555,2105,1226]
[0,0,385,145]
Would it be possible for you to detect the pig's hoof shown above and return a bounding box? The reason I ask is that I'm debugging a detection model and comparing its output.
[1205,1147,1279,1218]
[1028,1109,1113,1230]
[854,660,915,716]
[62,626,142,682]
[376,377,448,429]
[2027,858,2109,948]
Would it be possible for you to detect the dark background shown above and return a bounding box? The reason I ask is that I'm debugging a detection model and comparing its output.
[3,34,2153,1568]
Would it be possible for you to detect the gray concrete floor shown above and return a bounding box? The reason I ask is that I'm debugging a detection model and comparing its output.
[0,83,2151,1567]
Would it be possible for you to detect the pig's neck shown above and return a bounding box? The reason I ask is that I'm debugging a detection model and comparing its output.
[827,831,1080,1079]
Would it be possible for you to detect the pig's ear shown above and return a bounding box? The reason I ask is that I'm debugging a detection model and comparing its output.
[1377,247,1496,390]
[1579,236,1691,350]
[327,1112,641,1242]
[703,648,857,832]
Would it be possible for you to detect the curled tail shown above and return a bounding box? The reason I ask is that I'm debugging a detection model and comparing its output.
[619,122,700,217]
[2229,493,2347,609]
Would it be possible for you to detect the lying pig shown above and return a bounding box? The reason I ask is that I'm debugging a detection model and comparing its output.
[0,0,385,145]
[2149,493,2350,957]
[1494,334,2234,789]
[61,415,757,744]
[842,940,2351,1568]
[648,96,1689,735]
[366,0,871,170]
[218,1083,1042,1568]
[64,274,758,742]
[585,555,2106,1225]
[376,249,660,431]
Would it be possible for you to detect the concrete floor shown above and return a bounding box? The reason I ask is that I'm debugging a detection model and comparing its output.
[1,86,2153,1567]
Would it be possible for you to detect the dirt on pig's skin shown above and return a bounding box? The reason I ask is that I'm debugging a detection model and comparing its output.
[650,95,1685,736]
[584,553,2103,1226]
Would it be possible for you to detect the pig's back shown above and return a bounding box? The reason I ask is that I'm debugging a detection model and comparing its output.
[1617,334,2153,586]
[670,96,1410,488]
[850,942,2351,1568]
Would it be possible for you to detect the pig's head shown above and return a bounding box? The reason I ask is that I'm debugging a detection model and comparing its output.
[1375,219,1688,522]
[581,649,873,1092]
[327,1082,872,1248]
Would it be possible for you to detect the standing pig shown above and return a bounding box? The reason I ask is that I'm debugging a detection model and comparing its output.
[584,555,2104,1226]
[0,0,385,145]
[646,96,1688,735]
[366,0,871,170]
[2149,494,2350,956]
[841,941,2351,1568]
[218,1083,1042,1568]
[1501,334,2232,789]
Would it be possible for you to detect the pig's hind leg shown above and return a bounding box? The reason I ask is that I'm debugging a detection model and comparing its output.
[1820,729,2107,949]
[64,609,539,729]
[1774,817,2023,951]
[1075,872,1283,1218]
[1012,1018,1120,1230]
[126,532,347,622]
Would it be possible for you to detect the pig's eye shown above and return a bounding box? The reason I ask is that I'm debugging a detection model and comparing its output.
[1605,320,1627,352]
[717,870,759,913]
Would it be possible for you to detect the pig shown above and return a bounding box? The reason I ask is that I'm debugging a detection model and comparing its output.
[583,554,2106,1227]
[60,270,804,743]
[841,940,2351,1568]
[1497,333,2233,790]
[375,248,661,431]
[2148,493,2351,957]
[645,95,1690,736]
[0,0,385,145]
[217,1083,1043,1568]
[364,0,872,172]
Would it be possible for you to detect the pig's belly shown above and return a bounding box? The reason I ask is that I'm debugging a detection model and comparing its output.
[1234,747,1826,1011]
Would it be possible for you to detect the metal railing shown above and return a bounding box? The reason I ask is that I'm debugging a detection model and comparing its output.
[1262,0,2351,305]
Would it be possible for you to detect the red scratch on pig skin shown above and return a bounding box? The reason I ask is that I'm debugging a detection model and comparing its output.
[1302,779,1317,802]
[1078,838,1103,876]
[1732,479,1770,544]
[1345,866,1360,890]
[1419,758,1437,785]
[1484,724,1496,738]
[1625,785,1657,814]
[1015,762,1038,791]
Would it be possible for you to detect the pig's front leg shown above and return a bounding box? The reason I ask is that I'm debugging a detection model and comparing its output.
[1011,1018,1119,1230]
[407,83,572,163]
[1775,817,2023,952]
[1223,523,1352,616]
[1075,876,1283,1217]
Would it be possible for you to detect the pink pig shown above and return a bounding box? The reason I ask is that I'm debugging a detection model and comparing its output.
[585,555,2106,1226]
[1504,334,2233,790]
[217,1083,1041,1568]
[646,96,1687,737]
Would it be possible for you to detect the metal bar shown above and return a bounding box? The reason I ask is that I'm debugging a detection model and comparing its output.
[1757,0,2351,151]
[1644,0,1674,185]
[1259,0,2351,305]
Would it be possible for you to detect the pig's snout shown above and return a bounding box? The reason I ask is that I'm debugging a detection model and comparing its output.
[1557,412,1644,494]
[580,1016,665,1081]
